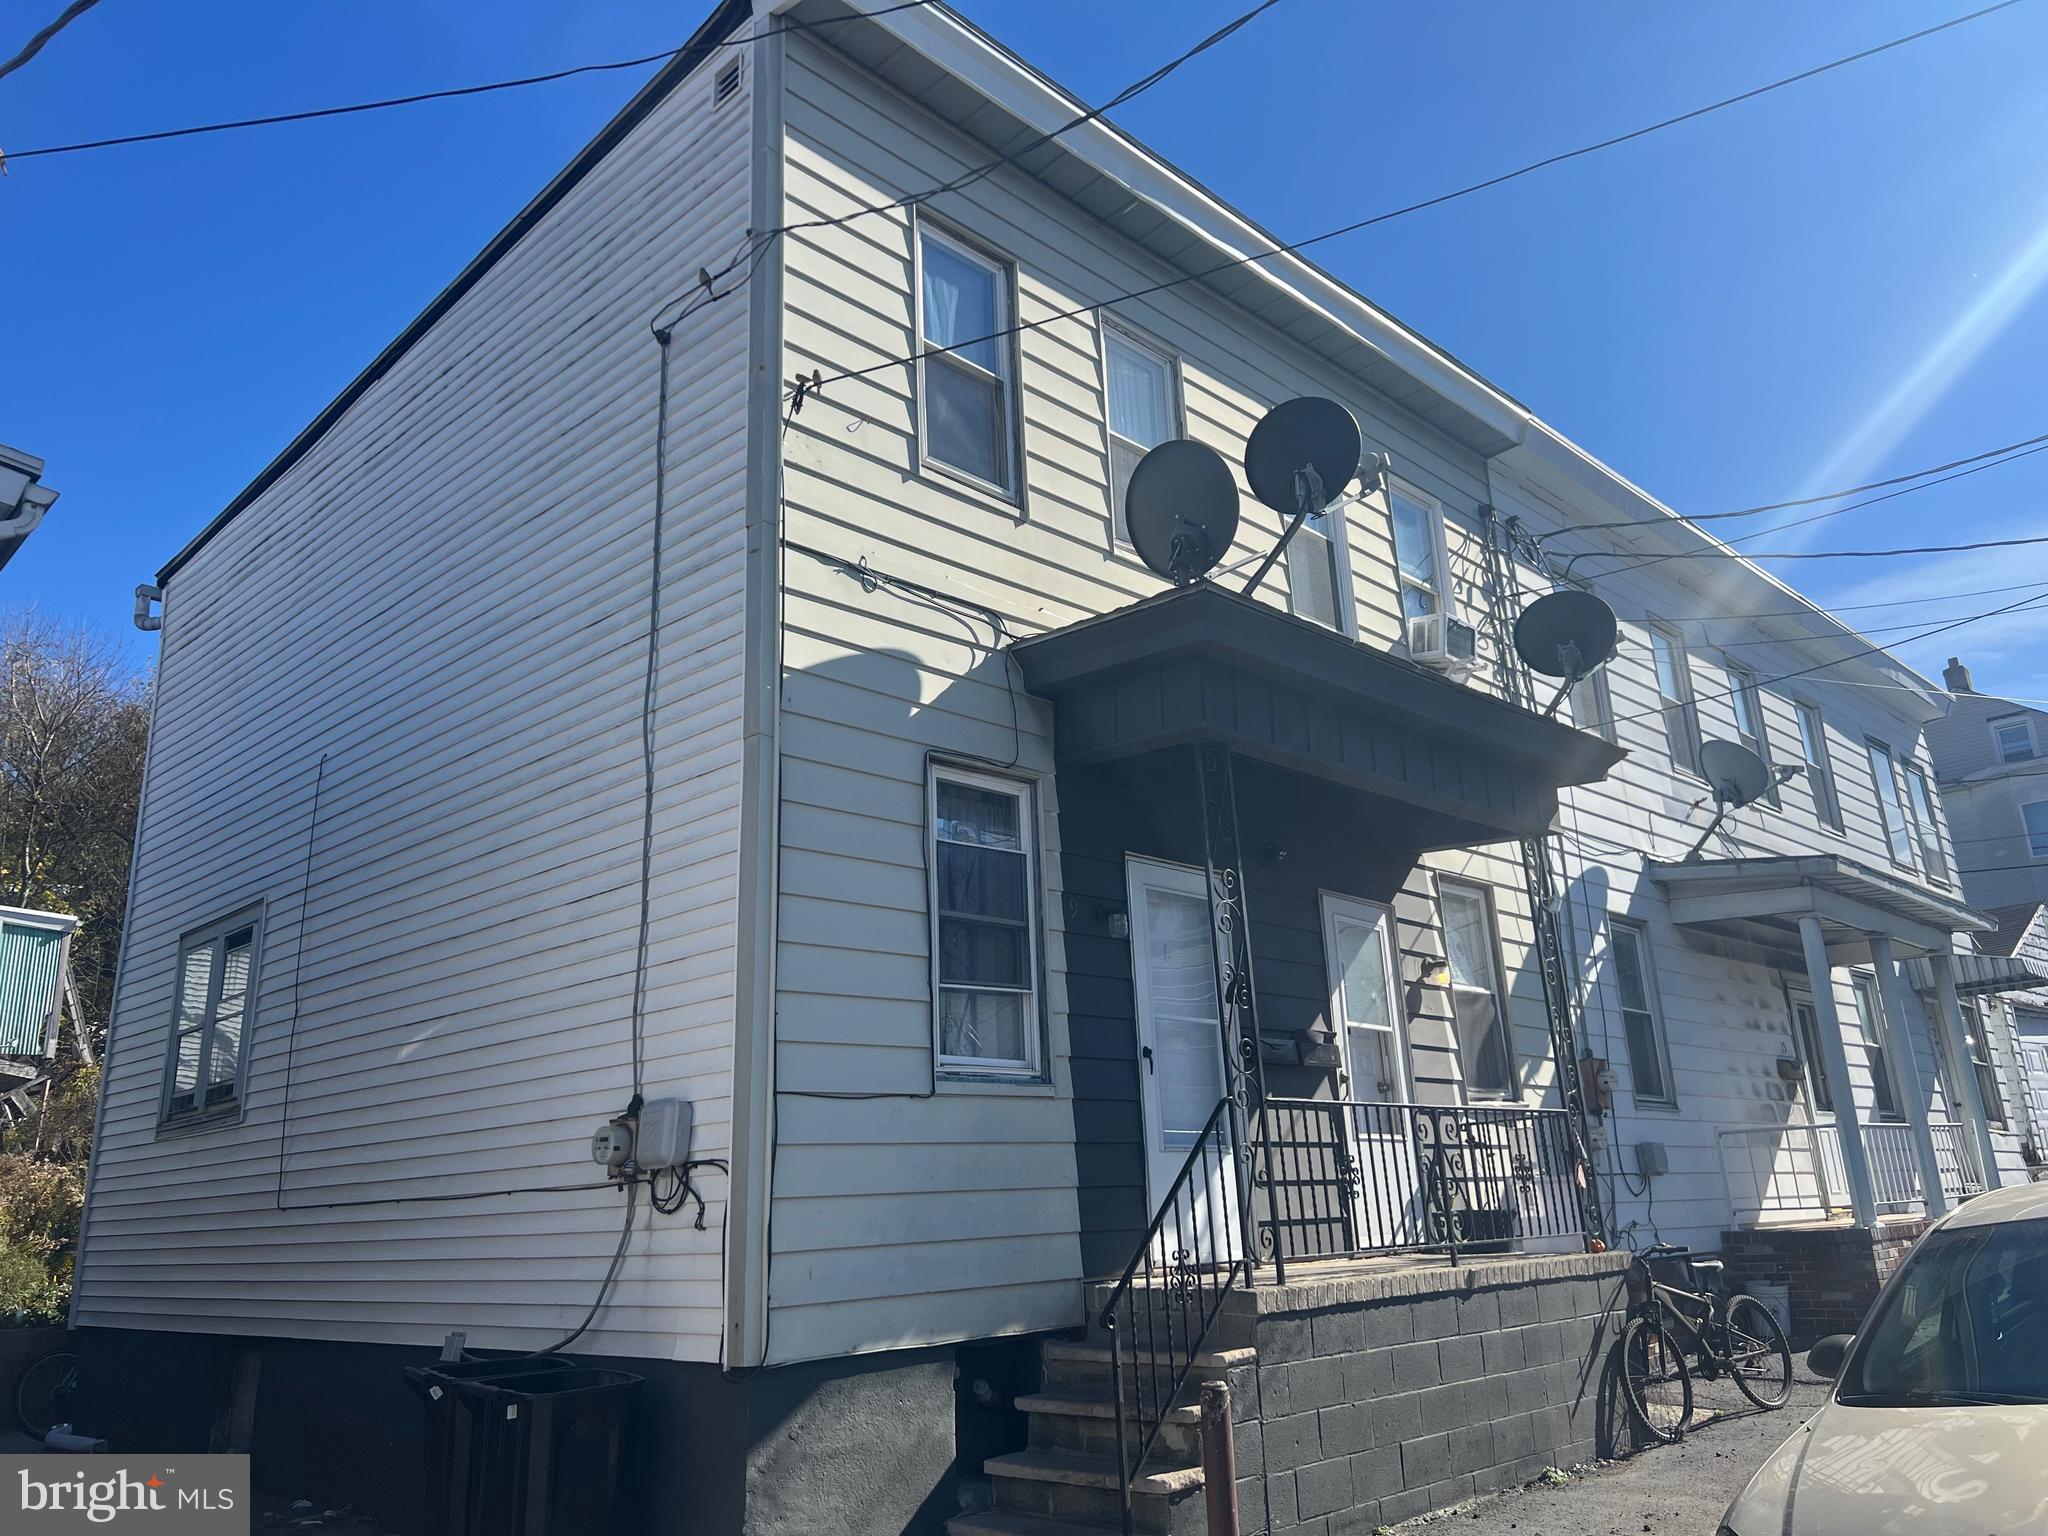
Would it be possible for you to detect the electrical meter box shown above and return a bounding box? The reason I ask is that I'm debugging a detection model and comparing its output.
[635,1098,693,1171]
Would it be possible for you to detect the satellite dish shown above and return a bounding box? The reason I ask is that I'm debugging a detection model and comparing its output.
[1699,740,1771,809]
[1239,397,1361,600]
[1516,589,1621,719]
[1125,439,1240,586]
[1683,739,1772,863]
[1243,397,1362,516]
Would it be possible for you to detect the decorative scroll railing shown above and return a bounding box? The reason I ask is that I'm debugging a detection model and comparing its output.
[1260,1097,1587,1264]
[1097,1097,1246,1536]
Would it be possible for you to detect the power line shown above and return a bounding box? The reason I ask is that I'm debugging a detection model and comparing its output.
[1567,529,2048,572]
[0,0,937,164]
[802,0,2025,396]
[1664,577,2048,626]
[0,0,101,85]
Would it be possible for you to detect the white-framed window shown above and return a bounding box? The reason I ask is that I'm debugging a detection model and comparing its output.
[1849,974,1901,1120]
[1609,920,1675,1108]
[1101,321,1182,546]
[1648,623,1703,777]
[1285,473,1356,634]
[1388,480,1450,623]
[160,907,262,1129]
[1727,663,1779,808]
[1439,879,1515,1099]
[1964,1004,2006,1129]
[929,763,1042,1078]
[1903,764,1949,882]
[1866,738,1917,869]
[915,219,1020,498]
[2022,799,2048,858]
[1794,700,1844,832]
[1991,714,2037,765]
[1568,667,1615,744]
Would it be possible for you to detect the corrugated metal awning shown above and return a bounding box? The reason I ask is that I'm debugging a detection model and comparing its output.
[1903,951,2048,996]
[0,915,67,1057]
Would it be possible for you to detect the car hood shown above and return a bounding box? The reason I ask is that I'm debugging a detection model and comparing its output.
[1725,1399,2048,1536]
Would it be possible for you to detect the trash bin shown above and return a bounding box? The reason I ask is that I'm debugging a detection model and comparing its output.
[406,1357,640,1536]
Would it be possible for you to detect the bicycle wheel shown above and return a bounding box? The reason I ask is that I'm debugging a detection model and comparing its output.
[13,1349,79,1439]
[1620,1315,1692,1443]
[1725,1295,1793,1409]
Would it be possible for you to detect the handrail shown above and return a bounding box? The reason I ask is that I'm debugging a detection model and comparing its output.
[1098,1095,1245,1536]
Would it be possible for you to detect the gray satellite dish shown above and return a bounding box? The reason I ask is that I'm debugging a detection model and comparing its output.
[1125,439,1240,586]
[1239,398,1361,601]
[1515,589,1620,719]
[1684,739,1772,862]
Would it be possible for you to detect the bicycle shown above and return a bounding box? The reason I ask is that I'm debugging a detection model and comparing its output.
[13,1347,79,1440]
[1619,1244,1792,1443]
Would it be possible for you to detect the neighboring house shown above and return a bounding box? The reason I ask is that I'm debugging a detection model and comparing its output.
[1925,655,2048,910]
[0,445,60,572]
[71,4,2035,1534]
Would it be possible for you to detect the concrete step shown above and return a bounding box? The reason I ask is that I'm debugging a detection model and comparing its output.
[946,1510,1123,1536]
[1015,1391,1201,1462]
[1038,1337,1255,1397]
[986,1450,1206,1536]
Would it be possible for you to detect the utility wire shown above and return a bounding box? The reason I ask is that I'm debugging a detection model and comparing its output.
[1567,529,2048,571]
[0,0,936,164]
[800,0,2025,396]
[0,0,101,86]
[1665,577,2048,625]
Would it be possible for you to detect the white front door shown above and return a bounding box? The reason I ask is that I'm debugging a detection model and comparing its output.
[1125,857,1238,1262]
[1320,893,1421,1247]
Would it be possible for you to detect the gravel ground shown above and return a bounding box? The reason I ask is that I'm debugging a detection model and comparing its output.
[1394,1374,1833,1536]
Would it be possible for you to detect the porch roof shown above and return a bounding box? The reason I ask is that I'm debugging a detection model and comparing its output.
[1010,584,1624,849]
[1902,950,2048,997]
[1646,853,1990,958]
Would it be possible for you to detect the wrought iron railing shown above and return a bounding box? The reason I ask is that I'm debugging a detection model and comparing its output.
[1261,1098,1585,1264]
[1098,1096,1245,1536]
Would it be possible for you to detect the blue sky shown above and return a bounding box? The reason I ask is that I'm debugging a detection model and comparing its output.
[7,0,2048,700]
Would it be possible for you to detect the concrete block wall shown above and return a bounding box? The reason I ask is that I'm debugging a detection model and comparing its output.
[1721,1218,1928,1347]
[1232,1254,1631,1536]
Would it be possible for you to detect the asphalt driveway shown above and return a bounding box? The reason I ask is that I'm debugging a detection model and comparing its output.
[1395,1374,1833,1536]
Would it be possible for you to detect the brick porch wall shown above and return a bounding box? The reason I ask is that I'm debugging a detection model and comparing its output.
[1721,1218,1929,1348]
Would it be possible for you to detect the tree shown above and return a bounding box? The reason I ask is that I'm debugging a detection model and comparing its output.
[0,610,152,1040]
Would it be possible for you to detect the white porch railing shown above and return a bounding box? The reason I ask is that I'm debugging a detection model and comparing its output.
[1720,1120,1985,1226]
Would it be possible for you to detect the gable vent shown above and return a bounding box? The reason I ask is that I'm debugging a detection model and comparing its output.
[714,58,742,107]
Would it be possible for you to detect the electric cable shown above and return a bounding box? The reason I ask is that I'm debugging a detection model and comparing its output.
[0,0,937,164]
[532,1179,641,1355]
[797,0,2027,399]
[0,0,100,85]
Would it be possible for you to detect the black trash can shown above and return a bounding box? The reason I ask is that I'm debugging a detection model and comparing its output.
[406,1357,640,1536]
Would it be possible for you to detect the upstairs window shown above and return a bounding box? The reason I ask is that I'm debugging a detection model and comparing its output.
[1867,739,1917,869]
[1991,715,2037,764]
[2023,800,2048,859]
[929,765,1042,1078]
[1568,667,1615,743]
[1102,324,1181,546]
[1611,920,1675,1108]
[1389,483,1448,622]
[917,223,1018,497]
[1849,974,1901,1120]
[1648,624,1703,777]
[1726,664,1779,807]
[1795,701,1844,832]
[1440,880,1514,1099]
[161,910,261,1128]
[1904,764,1949,882]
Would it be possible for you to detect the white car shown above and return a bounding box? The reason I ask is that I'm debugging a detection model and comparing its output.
[1720,1181,2048,1536]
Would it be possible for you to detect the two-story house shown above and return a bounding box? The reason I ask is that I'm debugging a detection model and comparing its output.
[71,4,2034,1535]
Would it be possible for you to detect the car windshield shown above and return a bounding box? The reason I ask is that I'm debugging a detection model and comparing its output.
[1837,1216,2048,1407]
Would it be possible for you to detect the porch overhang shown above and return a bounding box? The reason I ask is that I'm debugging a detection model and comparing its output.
[1902,951,2048,996]
[1010,584,1625,851]
[1647,854,1990,963]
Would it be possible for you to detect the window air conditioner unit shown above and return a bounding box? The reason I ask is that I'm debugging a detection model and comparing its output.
[1406,613,1479,673]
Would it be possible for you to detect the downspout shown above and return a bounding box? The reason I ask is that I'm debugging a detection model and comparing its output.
[724,1,788,1372]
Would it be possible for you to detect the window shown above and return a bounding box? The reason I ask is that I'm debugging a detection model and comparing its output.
[1101,324,1181,546]
[1727,664,1779,807]
[1795,701,1844,832]
[1610,921,1674,1107]
[1388,483,1449,624]
[161,909,261,1127]
[1568,667,1615,743]
[1867,739,1917,869]
[1648,625,1703,776]
[929,765,1041,1077]
[1966,1007,2006,1128]
[916,223,1018,496]
[1991,714,2037,764]
[1903,765,1949,882]
[1790,994,1833,1113]
[2022,799,2048,859]
[1440,880,1515,1098]
[1849,975,1901,1120]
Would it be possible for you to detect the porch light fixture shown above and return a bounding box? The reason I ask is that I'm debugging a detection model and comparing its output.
[1093,902,1129,940]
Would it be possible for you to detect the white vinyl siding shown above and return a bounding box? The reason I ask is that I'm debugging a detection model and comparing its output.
[930,764,1043,1078]
[1648,624,1702,778]
[1795,701,1844,832]
[1101,322,1181,546]
[160,910,261,1129]
[916,219,1019,497]
[1609,920,1674,1108]
[73,48,753,1360]
[1440,879,1514,1099]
